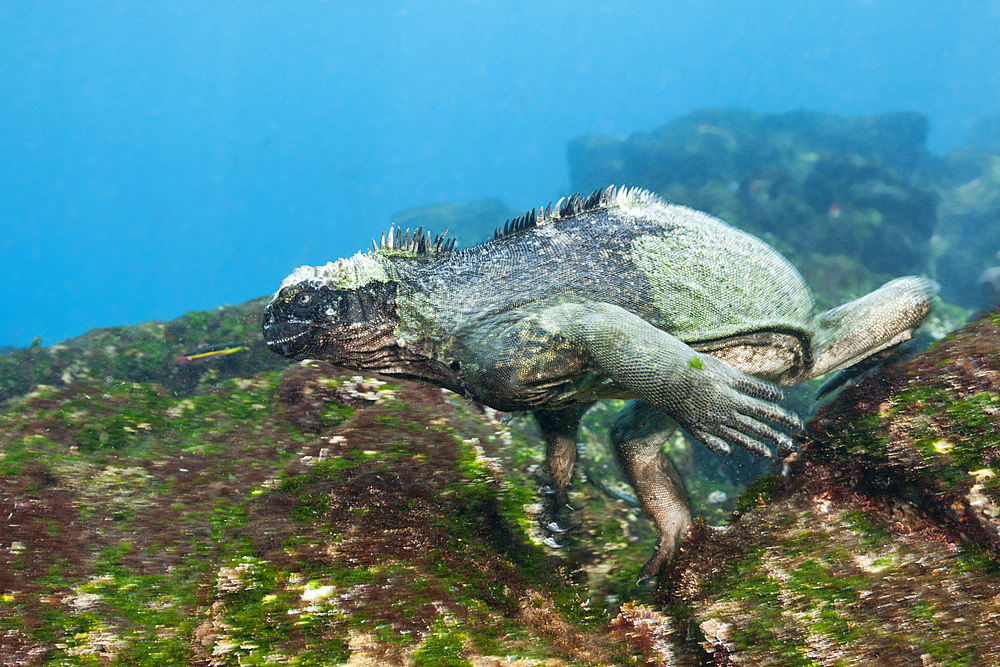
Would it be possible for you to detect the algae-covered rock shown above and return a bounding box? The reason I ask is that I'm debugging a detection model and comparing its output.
[663,307,1000,666]
[3,277,1000,665]
[0,297,285,405]
[810,310,1000,558]
[0,305,660,665]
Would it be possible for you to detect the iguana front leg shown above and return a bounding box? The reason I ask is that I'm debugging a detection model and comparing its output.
[543,302,804,457]
[534,404,591,545]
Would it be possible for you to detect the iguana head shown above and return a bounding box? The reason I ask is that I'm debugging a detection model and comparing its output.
[263,239,466,394]
[262,252,400,365]
[264,226,458,365]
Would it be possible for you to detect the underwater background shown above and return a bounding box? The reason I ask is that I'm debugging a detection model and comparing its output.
[2,0,999,348]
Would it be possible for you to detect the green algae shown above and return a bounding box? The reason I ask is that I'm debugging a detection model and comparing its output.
[954,540,1000,576]
[0,435,40,476]
[734,474,782,514]
[0,375,302,663]
[814,373,1000,517]
[695,541,864,662]
[840,509,891,549]
[204,389,624,662]
[32,547,204,665]
[676,481,1000,666]
[902,388,1000,494]
[410,622,473,667]
[320,403,354,428]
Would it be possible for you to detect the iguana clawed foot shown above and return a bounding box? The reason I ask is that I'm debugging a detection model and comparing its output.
[537,483,575,548]
[649,349,804,459]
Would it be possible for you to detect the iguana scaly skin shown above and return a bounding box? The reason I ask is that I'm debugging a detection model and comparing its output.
[263,186,934,582]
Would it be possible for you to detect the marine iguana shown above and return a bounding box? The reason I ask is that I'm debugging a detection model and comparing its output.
[262,185,934,582]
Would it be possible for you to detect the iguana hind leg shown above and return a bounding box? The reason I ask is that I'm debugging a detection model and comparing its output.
[534,403,592,545]
[610,400,691,584]
[807,276,935,381]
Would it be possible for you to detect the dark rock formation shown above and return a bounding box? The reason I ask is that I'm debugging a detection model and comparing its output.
[931,130,1000,309]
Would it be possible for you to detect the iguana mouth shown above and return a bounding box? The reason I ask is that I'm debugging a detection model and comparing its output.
[262,321,316,356]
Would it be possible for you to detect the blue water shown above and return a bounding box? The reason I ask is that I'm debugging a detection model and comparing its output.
[2,0,998,348]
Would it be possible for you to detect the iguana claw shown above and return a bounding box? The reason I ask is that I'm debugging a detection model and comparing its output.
[543,536,565,549]
[544,520,572,534]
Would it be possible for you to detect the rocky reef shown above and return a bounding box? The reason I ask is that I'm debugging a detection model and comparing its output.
[1,299,999,664]
[567,108,1000,312]
[0,299,664,665]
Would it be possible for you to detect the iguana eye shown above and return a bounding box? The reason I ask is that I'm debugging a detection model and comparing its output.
[296,292,313,307]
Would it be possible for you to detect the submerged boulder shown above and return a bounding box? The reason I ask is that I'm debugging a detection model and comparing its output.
[932,130,1000,309]
[663,307,1000,666]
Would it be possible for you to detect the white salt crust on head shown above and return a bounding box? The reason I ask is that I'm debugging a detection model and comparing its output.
[276,252,388,297]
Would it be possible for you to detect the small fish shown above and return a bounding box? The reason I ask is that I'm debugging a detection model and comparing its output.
[176,343,246,364]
